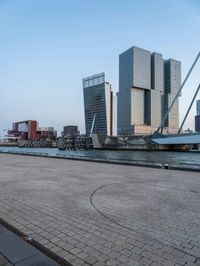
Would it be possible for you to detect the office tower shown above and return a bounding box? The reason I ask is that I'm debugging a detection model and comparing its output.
[112,93,118,136]
[83,73,114,136]
[195,99,200,132]
[164,59,181,131]
[118,46,181,135]
[118,46,151,135]
[145,52,164,127]
[197,99,200,115]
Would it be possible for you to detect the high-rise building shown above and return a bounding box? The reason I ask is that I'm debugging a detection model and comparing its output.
[83,73,116,136]
[145,52,164,127]
[118,46,181,135]
[195,99,200,132]
[163,59,181,131]
[118,46,151,135]
[197,99,200,115]
[112,93,118,136]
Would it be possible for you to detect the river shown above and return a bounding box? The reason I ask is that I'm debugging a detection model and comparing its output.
[0,146,199,166]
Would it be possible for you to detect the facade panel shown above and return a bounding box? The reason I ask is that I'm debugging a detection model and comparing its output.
[151,53,164,92]
[133,47,151,90]
[119,48,133,91]
[117,89,131,135]
[131,88,144,125]
[197,99,200,116]
[112,94,118,136]
[164,59,181,94]
[164,94,179,132]
[18,122,28,132]
[164,59,181,131]
[145,90,163,127]
[118,48,133,135]
[195,115,200,132]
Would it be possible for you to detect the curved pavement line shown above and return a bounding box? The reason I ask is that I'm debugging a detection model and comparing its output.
[90,181,200,261]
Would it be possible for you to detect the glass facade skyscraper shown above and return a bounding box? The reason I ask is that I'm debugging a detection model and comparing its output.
[83,73,116,136]
[118,46,181,135]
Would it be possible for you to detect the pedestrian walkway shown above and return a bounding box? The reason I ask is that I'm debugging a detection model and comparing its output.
[1,154,200,265]
[0,224,59,266]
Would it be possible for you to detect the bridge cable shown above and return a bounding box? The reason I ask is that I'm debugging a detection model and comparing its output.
[178,83,200,133]
[156,51,200,134]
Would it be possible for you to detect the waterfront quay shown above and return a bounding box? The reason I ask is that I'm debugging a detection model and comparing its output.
[0,154,200,266]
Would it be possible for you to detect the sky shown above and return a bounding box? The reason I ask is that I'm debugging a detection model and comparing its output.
[0,0,200,136]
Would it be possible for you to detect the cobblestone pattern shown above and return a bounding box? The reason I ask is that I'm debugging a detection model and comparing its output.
[0,154,200,266]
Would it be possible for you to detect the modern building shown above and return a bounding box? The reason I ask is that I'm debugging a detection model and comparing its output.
[8,120,57,141]
[62,125,80,137]
[196,99,200,116]
[163,59,181,131]
[8,120,38,140]
[112,93,118,136]
[83,73,116,136]
[195,99,200,132]
[37,126,57,140]
[118,46,150,135]
[117,46,181,135]
[146,52,164,127]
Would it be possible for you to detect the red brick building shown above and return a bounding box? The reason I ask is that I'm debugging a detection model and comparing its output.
[8,120,57,141]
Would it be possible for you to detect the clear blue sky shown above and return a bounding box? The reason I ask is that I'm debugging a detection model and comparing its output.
[0,0,200,136]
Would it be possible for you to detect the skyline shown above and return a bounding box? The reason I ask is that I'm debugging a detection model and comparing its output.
[1,0,200,136]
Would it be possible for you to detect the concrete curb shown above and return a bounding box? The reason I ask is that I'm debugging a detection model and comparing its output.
[0,217,73,266]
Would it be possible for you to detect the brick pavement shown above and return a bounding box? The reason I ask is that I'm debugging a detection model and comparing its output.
[0,154,200,265]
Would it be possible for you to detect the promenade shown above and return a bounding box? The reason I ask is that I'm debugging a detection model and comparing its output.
[0,154,200,266]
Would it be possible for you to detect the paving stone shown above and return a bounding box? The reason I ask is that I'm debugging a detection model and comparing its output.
[85,255,97,264]
[0,154,200,266]
[93,262,106,266]
[77,251,89,260]
[69,247,82,255]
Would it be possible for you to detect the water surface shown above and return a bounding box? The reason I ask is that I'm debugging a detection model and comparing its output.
[0,147,199,166]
